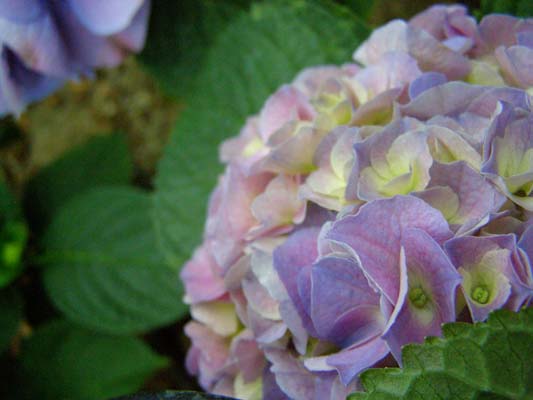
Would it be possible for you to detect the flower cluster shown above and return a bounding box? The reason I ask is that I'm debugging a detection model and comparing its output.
[181,5,533,400]
[0,0,150,116]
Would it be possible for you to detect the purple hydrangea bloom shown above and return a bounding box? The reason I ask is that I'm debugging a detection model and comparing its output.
[482,100,533,210]
[0,0,150,116]
[179,5,533,400]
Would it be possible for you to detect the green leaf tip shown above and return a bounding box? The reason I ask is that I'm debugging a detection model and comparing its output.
[351,307,533,400]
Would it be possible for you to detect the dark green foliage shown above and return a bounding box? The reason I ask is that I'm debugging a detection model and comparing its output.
[349,308,533,400]
[24,133,133,227]
[40,187,187,335]
[20,320,168,400]
[139,0,251,98]
[0,287,23,353]
[335,0,375,20]
[0,118,20,146]
[0,179,27,287]
[477,0,533,18]
[153,0,370,267]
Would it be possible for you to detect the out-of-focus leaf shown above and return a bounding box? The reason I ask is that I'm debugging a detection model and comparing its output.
[477,0,533,19]
[153,0,370,267]
[335,0,376,20]
[20,320,168,400]
[24,133,133,227]
[349,308,533,400]
[0,179,27,287]
[0,118,20,146]
[139,0,251,98]
[41,187,187,335]
[0,287,23,353]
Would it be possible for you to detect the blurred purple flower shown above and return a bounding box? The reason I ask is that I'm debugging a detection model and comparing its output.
[0,0,150,116]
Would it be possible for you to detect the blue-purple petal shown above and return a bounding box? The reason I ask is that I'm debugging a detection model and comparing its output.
[310,255,381,345]
[408,72,447,100]
[273,227,320,336]
[67,0,145,35]
[383,228,460,361]
[325,195,452,304]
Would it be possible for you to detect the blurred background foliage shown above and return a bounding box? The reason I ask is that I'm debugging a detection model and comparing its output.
[0,0,530,399]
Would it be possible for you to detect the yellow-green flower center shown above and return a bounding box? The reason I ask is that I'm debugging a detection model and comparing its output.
[471,285,490,305]
[409,287,429,308]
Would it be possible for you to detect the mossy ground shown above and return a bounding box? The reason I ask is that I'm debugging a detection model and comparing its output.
[1,58,179,193]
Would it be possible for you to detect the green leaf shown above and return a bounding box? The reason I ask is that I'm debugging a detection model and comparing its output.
[476,0,533,19]
[41,187,187,335]
[139,0,250,98]
[0,287,23,353]
[349,307,533,400]
[113,390,238,399]
[24,133,133,227]
[0,179,27,287]
[153,0,370,267]
[335,0,376,21]
[20,320,168,400]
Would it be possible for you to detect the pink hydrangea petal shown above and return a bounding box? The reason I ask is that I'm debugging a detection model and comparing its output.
[353,20,409,65]
[180,245,226,304]
[242,271,280,320]
[406,27,471,79]
[479,15,533,50]
[496,45,533,88]
[409,4,464,39]
[293,64,359,97]
[227,330,266,382]
[207,165,272,271]
[248,174,306,239]
[351,88,402,126]
[258,85,315,142]
[184,322,230,390]
[354,51,422,97]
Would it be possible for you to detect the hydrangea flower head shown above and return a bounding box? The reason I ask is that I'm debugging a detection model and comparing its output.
[0,0,150,116]
[181,5,533,400]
